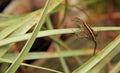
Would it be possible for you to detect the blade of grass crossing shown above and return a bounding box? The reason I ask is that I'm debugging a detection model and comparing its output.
[110,61,120,73]
[0,14,36,40]
[5,0,51,73]
[0,27,120,47]
[87,43,120,73]
[0,58,62,73]
[2,49,89,61]
[46,17,70,73]
[0,45,11,57]
[49,36,83,64]
[55,44,70,73]
[72,34,120,73]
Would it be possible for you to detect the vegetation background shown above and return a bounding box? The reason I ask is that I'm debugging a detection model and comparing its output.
[0,0,120,73]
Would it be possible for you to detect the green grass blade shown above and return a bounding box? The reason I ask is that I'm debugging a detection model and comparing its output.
[5,0,51,73]
[0,14,36,40]
[49,36,83,64]
[0,45,11,57]
[56,44,70,73]
[88,43,120,73]
[0,10,41,28]
[0,58,62,73]
[46,17,82,65]
[9,17,38,37]
[46,17,70,73]
[0,13,13,18]
[0,0,64,39]
[72,34,120,73]
[0,27,120,46]
[110,61,120,73]
[3,49,89,60]
[0,15,26,27]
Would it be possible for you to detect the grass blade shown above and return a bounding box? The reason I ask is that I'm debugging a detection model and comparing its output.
[2,49,89,60]
[88,43,120,73]
[0,58,62,73]
[110,61,120,73]
[72,34,120,73]
[0,27,120,46]
[5,0,51,73]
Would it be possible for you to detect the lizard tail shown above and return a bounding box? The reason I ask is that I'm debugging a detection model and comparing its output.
[93,41,97,56]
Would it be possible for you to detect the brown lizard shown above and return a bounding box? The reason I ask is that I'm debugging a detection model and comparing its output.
[73,17,97,55]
